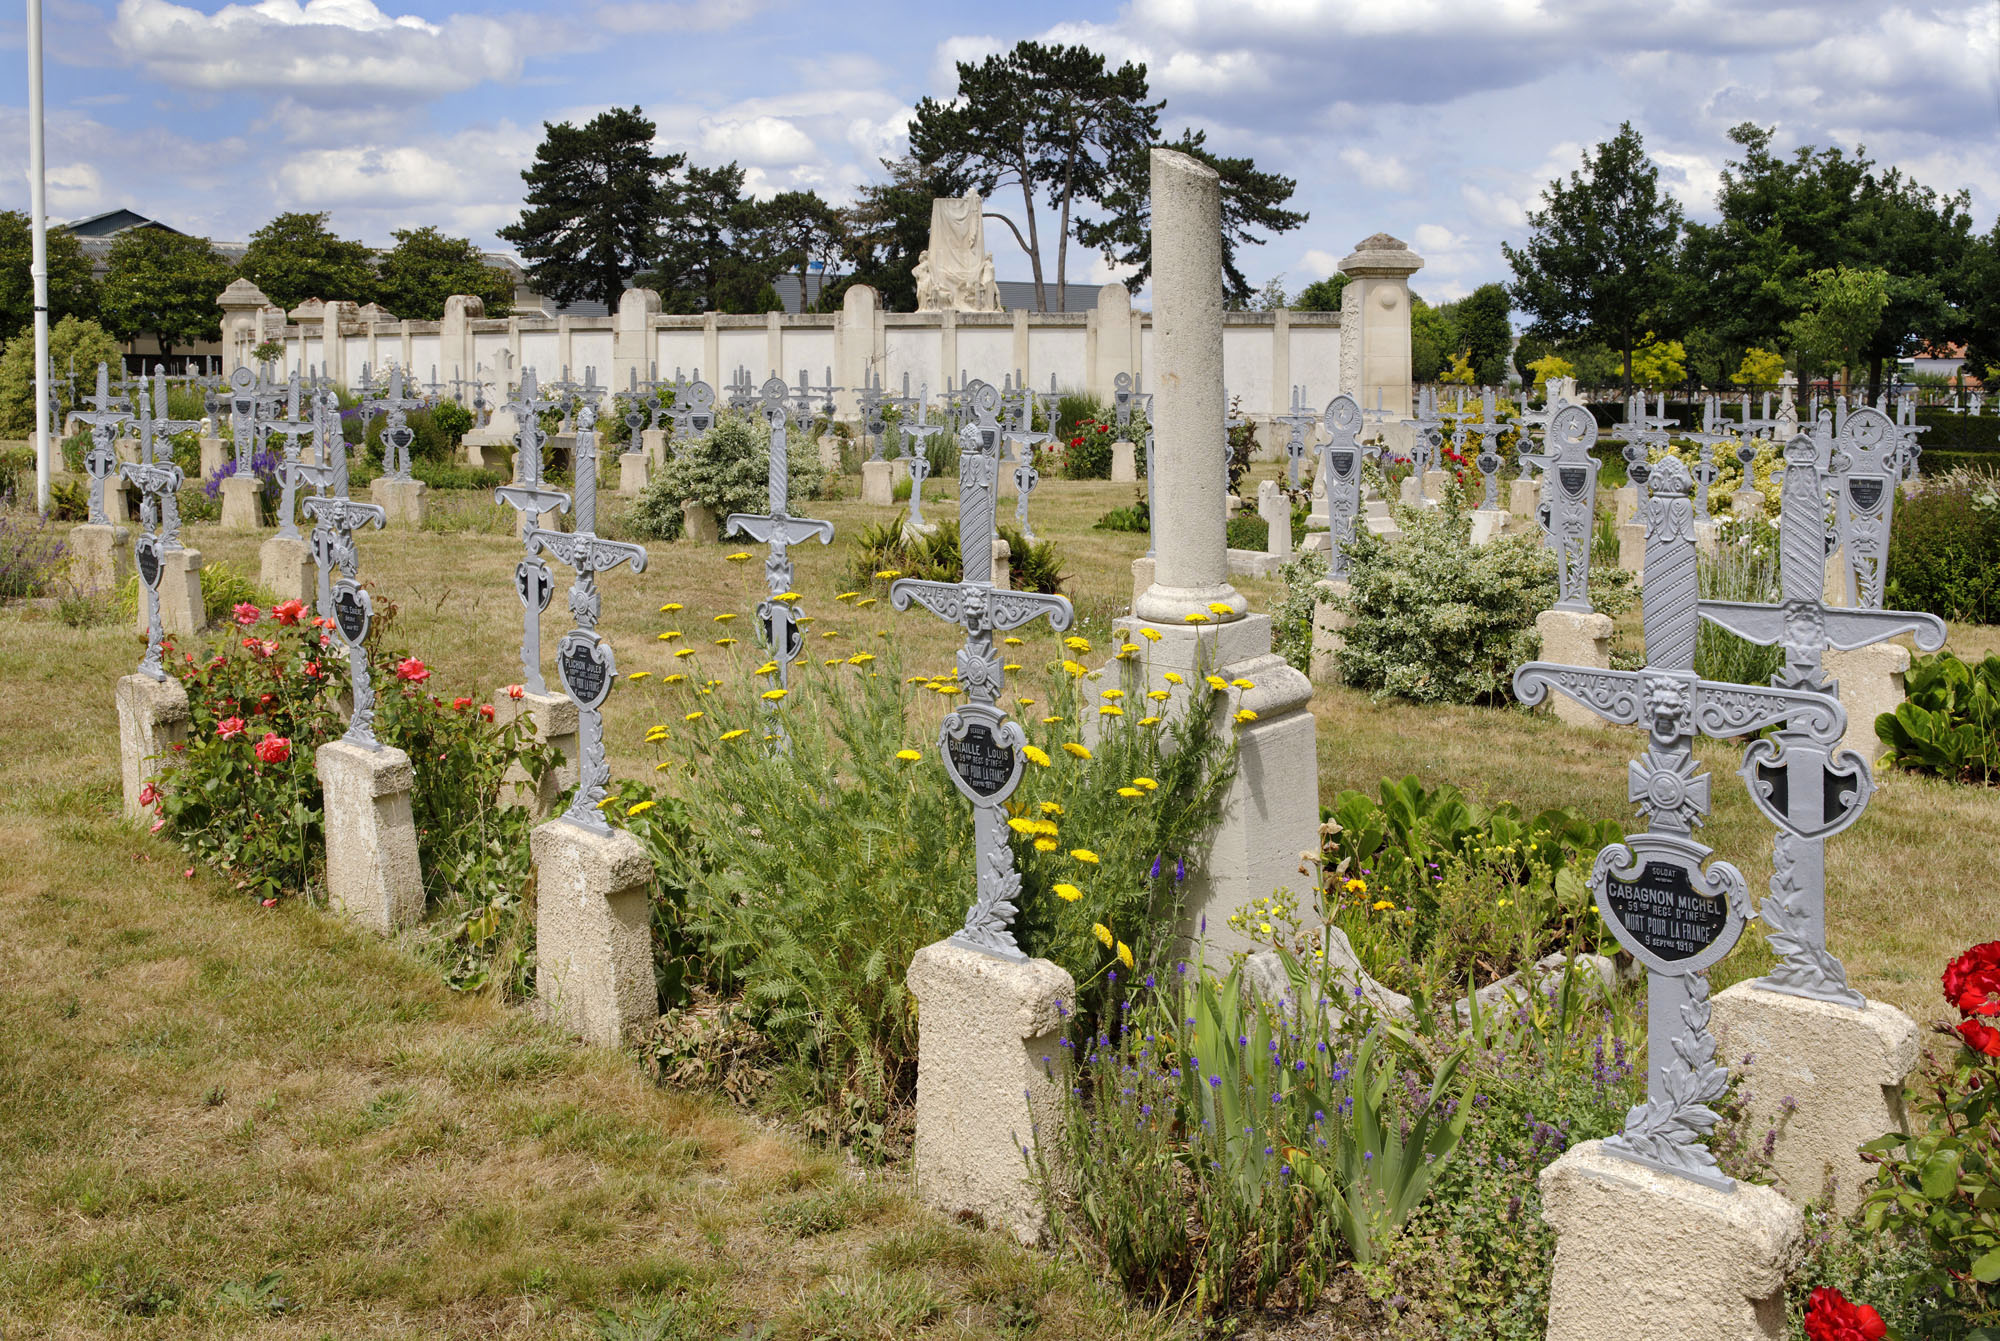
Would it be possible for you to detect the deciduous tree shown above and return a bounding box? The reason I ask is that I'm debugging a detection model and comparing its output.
[99,229,236,354]
[239,212,375,312]
[0,211,96,347]
[375,226,513,321]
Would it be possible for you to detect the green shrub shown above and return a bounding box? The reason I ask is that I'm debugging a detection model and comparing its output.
[0,506,69,598]
[1272,549,1328,674]
[119,558,266,628]
[840,515,1066,596]
[1224,514,1266,550]
[429,399,473,444]
[1329,495,1556,704]
[628,409,826,544]
[0,316,121,436]
[1697,516,1786,686]
[353,406,456,467]
[1877,652,2000,783]
[1052,416,1115,479]
[1886,469,2000,623]
[1094,495,1149,533]
[1916,407,2000,453]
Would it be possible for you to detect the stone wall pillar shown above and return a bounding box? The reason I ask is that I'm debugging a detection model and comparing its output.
[1336,235,1424,420]
[216,278,275,377]
[702,312,720,388]
[1011,308,1030,391]
[939,308,958,396]
[321,302,346,387]
[1092,283,1132,403]
[440,295,486,404]
[614,288,660,397]
[1270,307,1292,419]
[765,310,783,381]
[837,285,878,421]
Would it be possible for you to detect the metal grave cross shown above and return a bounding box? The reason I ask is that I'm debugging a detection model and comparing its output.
[1686,396,1733,523]
[133,368,202,548]
[1144,428,1159,559]
[889,423,1075,960]
[727,377,835,702]
[666,377,716,454]
[527,397,648,834]
[120,375,185,681]
[297,384,345,617]
[364,368,426,482]
[493,370,573,694]
[299,404,390,749]
[1223,390,1244,495]
[1407,385,1443,492]
[1514,458,1847,1190]
[1827,406,1914,611]
[1516,404,1603,613]
[617,368,654,457]
[1002,382,1049,539]
[75,363,133,525]
[263,372,320,543]
[1114,371,1135,427]
[1318,394,1366,582]
[1275,386,1319,489]
[1892,393,1925,485]
[900,383,946,531]
[859,370,889,461]
[1467,387,1509,511]
[964,379,1002,456]
[1699,431,1944,1006]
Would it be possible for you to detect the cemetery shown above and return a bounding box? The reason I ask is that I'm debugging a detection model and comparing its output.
[5,51,2000,1341]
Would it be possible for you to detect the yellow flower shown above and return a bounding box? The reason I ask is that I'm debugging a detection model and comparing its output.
[1071,849,1099,864]
[1343,878,1368,895]
[1003,636,1024,646]
[719,729,747,741]
[1207,602,1233,616]
[874,569,902,579]
[848,653,876,665]
[1184,612,1208,623]
[664,673,685,684]
[658,602,683,612]
[714,613,738,622]
[1497,899,1512,910]
[658,630,682,641]
[1034,838,1057,852]
[711,638,735,648]
[1017,697,1036,708]
[934,683,962,696]
[676,646,697,657]
[1372,900,1395,911]
[1117,786,1142,797]
[1008,817,1037,835]
[1131,777,1157,791]
[726,552,751,562]
[775,591,801,603]
[836,591,859,602]
[1003,663,1022,672]
[654,761,671,772]
[755,661,778,676]
[1234,708,1258,724]
[1060,660,1087,677]
[820,630,838,639]
[1230,677,1255,690]
[1054,883,1082,902]
[1099,705,1124,717]
[1063,742,1092,760]
[1140,628,1162,642]
[629,671,652,681]
[684,711,705,722]
[1139,715,1161,726]
[627,800,656,817]
[1093,923,1114,948]
[1039,801,1064,815]
[907,674,929,684]
[857,597,877,608]
[895,749,921,762]
[1023,746,1051,767]
[1163,671,1184,685]
[761,688,787,701]
[1117,942,1134,971]
[1032,819,1059,836]
[1119,642,1140,654]
[1041,715,1062,724]
[1147,690,1169,701]
[1205,675,1227,690]
[1101,689,1125,700]
[596,796,617,809]
[1064,636,1091,653]
[823,658,841,667]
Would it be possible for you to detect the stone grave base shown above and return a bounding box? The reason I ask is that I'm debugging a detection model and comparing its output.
[1616,520,1646,577]
[116,436,140,464]
[860,459,897,506]
[990,536,1011,590]
[1309,578,1350,682]
[906,939,1072,1244]
[1712,982,1920,1216]
[105,475,134,524]
[640,428,667,468]
[1823,642,1908,765]
[462,435,511,472]
[494,689,579,817]
[220,475,265,530]
[1469,508,1510,545]
[69,522,130,593]
[1110,439,1136,482]
[1225,548,1285,579]
[116,673,189,820]
[1256,480,1291,558]
[1733,489,1765,521]
[1612,484,1639,525]
[259,535,315,605]
[1541,1140,1800,1341]
[1421,468,1448,502]
[902,518,939,543]
[1399,474,1423,507]
[199,436,227,483]
[1298,530,1330,553]
[1129,555,1154,613]
[1534,610,1615,729]
[533,819,655,1047]
[618,452,649,496]
[682,502,719,544]
[370,477,428,529]
[1695,519,1721,556]
[138,547,205,637]
[1509,476,1538,519]
[316,739,423,935]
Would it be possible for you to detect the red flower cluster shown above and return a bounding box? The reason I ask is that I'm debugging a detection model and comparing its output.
[1947,941,2000,1058]
[253,733,292,764]
[216,715,247,741]
[478,704,495,721]
[271,598,306,626]
[395,657,430,685]
[1802,1287,1886,1341]
[232,602,262,627]
[452,696,473,711]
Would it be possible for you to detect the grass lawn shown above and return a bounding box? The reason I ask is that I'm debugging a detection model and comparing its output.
[0,453,1992,1333]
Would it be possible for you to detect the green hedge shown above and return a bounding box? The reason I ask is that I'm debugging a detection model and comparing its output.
[1915,408,2000,453]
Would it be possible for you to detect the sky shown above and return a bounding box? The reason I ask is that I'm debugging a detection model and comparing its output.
[1,0,1996,305]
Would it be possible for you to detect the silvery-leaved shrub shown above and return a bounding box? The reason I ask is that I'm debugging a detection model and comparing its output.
[626,409,827,542]
[1329,489,1556,704]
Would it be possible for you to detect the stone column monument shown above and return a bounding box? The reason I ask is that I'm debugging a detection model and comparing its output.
[1336,234,1424,452]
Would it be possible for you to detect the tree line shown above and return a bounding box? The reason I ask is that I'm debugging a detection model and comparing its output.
[0,210,515,357]
[1503,121,1997,398]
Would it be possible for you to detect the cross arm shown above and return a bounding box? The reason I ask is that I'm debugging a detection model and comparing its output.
[1514,663,1644,727]
[989,589,1074,634]
[495,484,571,516]
[302,496,387,532]
[1824,608,1946,654]
[725,513,835,547]
[888,578,966,625]
[531,529,648,576]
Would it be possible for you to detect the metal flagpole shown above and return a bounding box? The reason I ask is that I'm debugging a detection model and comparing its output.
[27,0,53,515]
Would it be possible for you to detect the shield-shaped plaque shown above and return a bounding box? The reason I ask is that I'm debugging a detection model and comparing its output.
[385,425,416,457]
[1847,477,1885,512]
[1332,449,1355,477]
[691,413,713,434]
[867,414,885,438]
[333,584,370,645]
[762,604,803,666]
[515,557,555,613]
[557,633,616,710]
[136,534,162,590]
[1629,461,1653,487]
[1559,466,1588,499]
[1740,739,1871,840]
[1594,835,1743,977]
[942,715,1022,803]
[625,410,647,434]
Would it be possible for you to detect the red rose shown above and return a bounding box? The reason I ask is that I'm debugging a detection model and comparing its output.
[505,683,525,700]
[138,781,158,808]
[304,661,321,679]
[232,601,262,627]
[479,705,495,721]
[253,733,292,765]
[1958,1018,2000,1059]
[208,655,227,671]
[395,658,430,684]
[216,716,247,741]
[452,696,472,711]
[1803,1288,1886,1341]
[1944,941,2000,1018]
[271,598,306,626]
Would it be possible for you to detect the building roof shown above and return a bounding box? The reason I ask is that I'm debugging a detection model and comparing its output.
[60,208,184,239]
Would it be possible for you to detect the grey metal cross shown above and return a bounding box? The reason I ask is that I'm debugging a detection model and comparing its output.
[616,367,655,457]
[363,368,426,482]
[120,374,185,681]
[1465,387,1509,511]
[1001,382,1049,539]
[1274,386,1318,490]
[727,377,835,703]
[299,385,343,619]
[1700,430,1944,1007]
[1827,405,1914,611]
[890,423,1075,961]
[494,370,572,695]
[1686,396,1732,523]
[1517,404,1603,613]
[666,377,716,455]
[901,383,945,532]
[1515,458,1846,1191]
[527,396,648,835]
[300,413,389,750]
[74,363,132,525]
[1318,394,1366,582]
[264,372,320,544]
[132,368,201,549]
[1223,390,1244,495]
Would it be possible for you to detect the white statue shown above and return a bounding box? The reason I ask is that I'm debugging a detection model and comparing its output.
[915,190,1003,312]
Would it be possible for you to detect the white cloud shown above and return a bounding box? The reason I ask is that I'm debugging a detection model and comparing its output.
[1298,248,1342,279]
[595,0,766,34]
[698,114,817,165]
[1337,147,1413,196]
